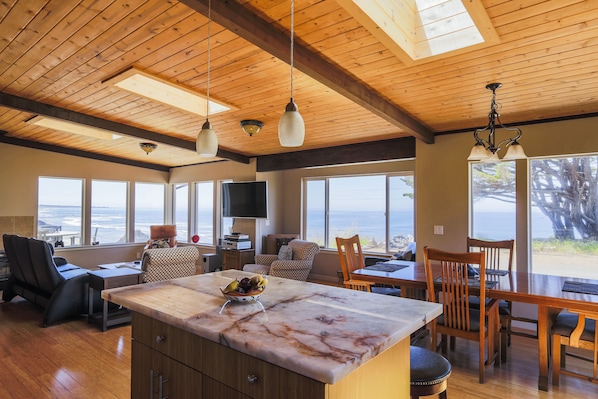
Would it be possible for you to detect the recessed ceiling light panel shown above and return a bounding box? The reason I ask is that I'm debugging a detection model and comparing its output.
[27,115,121,140]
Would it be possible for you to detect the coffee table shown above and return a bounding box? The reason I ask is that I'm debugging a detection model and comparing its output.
[97,260,141,270]
[88,268,142,331]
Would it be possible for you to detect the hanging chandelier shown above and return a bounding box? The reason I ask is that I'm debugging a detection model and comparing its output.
[467,83,526,162]
[278,0,305,147]
[196,0,218,157]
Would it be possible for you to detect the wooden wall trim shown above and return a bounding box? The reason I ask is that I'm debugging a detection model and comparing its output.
[256,137,415,172]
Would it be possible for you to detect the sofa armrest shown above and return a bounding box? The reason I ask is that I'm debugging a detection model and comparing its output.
[364,256,390,266]
[270,260,312,271]
[254,254,278,266]
[53,256,68,266]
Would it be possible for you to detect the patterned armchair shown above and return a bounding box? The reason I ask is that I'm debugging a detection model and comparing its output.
[141,246,199,283]
[243,239,320,281]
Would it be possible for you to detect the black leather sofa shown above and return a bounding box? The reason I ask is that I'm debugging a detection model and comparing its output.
[2,234,95,327]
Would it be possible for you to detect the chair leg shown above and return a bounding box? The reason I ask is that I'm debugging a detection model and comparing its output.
[479,338,485,384]
[552,336,562,386]
[501,318,508,363]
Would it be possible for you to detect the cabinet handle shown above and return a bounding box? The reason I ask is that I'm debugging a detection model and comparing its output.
[156,335,166,343]
[247,374,258,384]
[159,374,168,399]
[150,370,169,399]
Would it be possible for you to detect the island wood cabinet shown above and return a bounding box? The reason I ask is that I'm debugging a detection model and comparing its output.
[221,249,255,270]
[130,312,410,399]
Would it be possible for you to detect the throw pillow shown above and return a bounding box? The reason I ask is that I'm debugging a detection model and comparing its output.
[150,239,170,248]
[278,245,293,260]
[275,237,295,254]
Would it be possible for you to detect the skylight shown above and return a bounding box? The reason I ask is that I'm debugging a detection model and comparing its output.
[103,68,232,116]
[340,0,498,64]
[27,116,122,140]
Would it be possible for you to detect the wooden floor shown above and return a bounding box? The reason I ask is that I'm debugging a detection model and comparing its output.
[0,296,596,399]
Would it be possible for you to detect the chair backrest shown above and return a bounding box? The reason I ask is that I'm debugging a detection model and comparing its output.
[287,239,320,261]
[467,237,514,272]
[141,246,199,283]
[423,247,487,331]
[148,225,177,248]
[3,234,26,283]
[336,235,365,283]
[27,237,64,293]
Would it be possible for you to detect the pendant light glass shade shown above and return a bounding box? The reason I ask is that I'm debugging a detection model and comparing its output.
[278,99,304,147]
[196,120,218,157]
[502,141,527,160]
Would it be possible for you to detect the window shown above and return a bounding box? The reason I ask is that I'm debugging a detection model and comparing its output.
[134,183,165,242]
[91,180,128,245]
[37,177,84,247]
[304,173,414,254]
[530,155,598,279]
[470,162,517,270]
[174,183,189,243]
[196,181,214,245]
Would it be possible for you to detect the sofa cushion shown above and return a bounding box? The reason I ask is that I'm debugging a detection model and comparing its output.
[278,245,293,260]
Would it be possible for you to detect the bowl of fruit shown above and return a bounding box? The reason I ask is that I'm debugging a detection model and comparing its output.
[220,275,268,302]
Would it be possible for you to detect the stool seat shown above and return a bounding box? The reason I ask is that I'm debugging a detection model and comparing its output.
[410,346,451,399]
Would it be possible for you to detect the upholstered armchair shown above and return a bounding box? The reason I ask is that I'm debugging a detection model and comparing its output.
[141,246,199,283]
[243,239,320,281]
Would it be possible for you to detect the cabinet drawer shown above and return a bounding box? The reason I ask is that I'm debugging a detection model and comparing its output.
[132,312,202,371]
[202,339,324,399]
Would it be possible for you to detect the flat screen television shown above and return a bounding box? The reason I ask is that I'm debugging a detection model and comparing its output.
[222,181,268,219]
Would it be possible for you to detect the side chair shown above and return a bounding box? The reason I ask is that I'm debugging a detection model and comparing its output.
[467,237,536,362]
[551,308,598,386]
[423,246,501,383]
[336,235,401,295]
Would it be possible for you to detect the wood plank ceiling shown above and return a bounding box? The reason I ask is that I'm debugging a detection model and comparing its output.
[0,0,597,170]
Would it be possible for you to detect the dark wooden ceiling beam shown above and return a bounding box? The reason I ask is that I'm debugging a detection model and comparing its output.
[0,92,250,164]
[0,130,170,172]
[257,137,415,172]
[179,0,435,144]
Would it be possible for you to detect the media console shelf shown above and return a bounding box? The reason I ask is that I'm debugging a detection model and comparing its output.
[103,270,442,399]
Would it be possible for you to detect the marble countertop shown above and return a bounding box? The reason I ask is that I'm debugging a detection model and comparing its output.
[102,270,442,384]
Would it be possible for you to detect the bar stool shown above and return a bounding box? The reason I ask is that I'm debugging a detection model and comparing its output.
[410,346,452,399]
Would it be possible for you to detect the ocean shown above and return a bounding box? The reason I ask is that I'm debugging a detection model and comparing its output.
[38,205,556,248]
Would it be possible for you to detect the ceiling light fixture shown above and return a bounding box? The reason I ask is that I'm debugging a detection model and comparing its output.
[104,67,231,117]
[240,119,264,137]
[139,142,157,154]
[196,0,218,158]
[467,83,526,162]
[278,0,305,147]
[27,115,121,140]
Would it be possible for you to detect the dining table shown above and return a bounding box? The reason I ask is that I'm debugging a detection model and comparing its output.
[352,260,598,391]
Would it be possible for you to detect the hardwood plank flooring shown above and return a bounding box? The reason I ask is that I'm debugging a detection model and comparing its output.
[0,296,595,398]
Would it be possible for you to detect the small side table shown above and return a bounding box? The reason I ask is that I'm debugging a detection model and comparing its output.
[88,268,142,331]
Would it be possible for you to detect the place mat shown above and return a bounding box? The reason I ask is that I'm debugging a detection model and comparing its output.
[562,281,598,295]
[434,276,498,289]
[474,268,509,276]
[365,263,409,272]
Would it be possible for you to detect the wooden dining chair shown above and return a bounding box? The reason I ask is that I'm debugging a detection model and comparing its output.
[335,235,401,295]
[551,308,598,386]
[423,247,501,383]
[336,235,376,292]
[467,237,535,362]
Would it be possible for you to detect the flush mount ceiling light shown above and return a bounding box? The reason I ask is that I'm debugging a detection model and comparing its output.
[240,120,264,137]
[195,0,218,157]
[278,0,305,147]
[26,115,121,140]
[103,67,232,117]
[467,83,526,163]
[139,142,157,154]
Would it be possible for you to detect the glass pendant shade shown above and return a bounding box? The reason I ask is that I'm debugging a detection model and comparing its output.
[278,99,305,147]
[502,141,527,160]
[467,143,490,161]
[196,120,218,157]
[482,151,500,163]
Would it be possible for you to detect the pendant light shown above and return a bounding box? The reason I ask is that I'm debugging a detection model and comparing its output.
[278,0,305,147]
[467,83,526,162]
[196,0,218,157]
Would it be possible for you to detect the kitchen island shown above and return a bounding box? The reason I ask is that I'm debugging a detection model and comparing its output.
[102,270,442,399]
